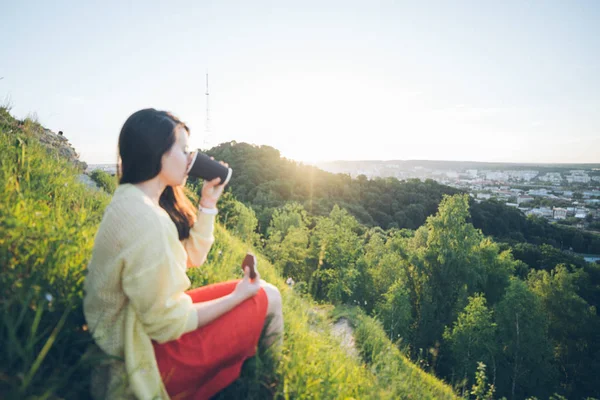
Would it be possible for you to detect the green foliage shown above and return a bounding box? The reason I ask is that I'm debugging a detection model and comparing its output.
[0,111,111,398]
[264,202,312,281]
[374,281,413,343]
[471,198,600,254]
[528,265,600,397]
[443,294,497,392]
[470,362,495,400]
[206,140,600,254]
[494,278,555,399]
[217,191,261,246]
[407,195,512,356]
[207,142,461,233]
[309,205,363,303]
[89,169,117,194]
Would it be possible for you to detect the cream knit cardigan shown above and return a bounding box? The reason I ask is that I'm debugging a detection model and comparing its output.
[83,183,215,399]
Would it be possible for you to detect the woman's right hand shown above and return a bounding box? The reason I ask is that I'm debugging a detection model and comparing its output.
[233,267,261,302]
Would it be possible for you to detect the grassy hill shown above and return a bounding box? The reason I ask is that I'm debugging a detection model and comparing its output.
[0,107,457,399]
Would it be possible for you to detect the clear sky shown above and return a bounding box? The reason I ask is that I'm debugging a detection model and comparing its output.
[1,0,599,164]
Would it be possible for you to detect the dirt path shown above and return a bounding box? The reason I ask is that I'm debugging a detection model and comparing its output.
[307,306,359,359]
[331,317,359,359]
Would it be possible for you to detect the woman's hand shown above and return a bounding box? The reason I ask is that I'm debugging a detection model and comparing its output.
[199,159,229,209]
[233,267,261,302]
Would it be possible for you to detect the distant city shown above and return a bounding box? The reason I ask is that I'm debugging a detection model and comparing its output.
[310,160,600,235]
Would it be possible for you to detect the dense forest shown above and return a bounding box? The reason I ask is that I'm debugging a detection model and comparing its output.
[201,141,600,399]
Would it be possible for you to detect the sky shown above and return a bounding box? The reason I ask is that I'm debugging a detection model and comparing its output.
[1,0,599,164]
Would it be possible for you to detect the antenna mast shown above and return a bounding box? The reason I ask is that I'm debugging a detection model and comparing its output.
[203,72,212,150]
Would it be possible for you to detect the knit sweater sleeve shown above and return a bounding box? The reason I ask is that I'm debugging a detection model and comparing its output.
[121,214,198,343]
[182,212,216,268]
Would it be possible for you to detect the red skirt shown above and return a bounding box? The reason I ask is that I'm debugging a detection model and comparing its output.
[153,280,268,400]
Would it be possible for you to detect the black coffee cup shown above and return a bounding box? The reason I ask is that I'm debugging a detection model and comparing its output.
[186,151,232,185]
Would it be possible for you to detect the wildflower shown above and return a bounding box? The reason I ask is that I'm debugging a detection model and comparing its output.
[45,293,53,302]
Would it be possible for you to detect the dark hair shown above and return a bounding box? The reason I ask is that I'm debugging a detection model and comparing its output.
[118,108,196,240]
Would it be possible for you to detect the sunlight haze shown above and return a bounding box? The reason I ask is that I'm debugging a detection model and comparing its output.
[1,1,599,164]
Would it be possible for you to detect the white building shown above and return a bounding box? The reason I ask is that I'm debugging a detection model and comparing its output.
[527,207,553,218]
[553,208,567,220]
[466,169,478,178]
[507,170,539,181]
[575,211,588,219]
[517,196,534,204]
[539,172,562,183]
[567,174,591,184]
[529,189,549,196]
[486,171,508,181]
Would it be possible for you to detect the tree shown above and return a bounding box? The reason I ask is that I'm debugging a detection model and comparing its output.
[266,202,309,239]
[89,169,116,194]
[415,195,488,346]
[494,278,555,400]
[375,280,413,343]
[470,362,496,400]
[308,205,362,303]
[217,192,260,246]
[268,226,310,281]
[443,294,497,395]
[264,203,311,280]
[528,265,599,398]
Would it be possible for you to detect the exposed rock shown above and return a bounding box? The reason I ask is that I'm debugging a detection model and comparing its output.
[37,128,87,171]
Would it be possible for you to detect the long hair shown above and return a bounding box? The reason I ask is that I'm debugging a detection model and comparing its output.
[117,108,196,240]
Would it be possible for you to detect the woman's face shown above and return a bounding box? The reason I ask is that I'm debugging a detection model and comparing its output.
[160,125,193,186]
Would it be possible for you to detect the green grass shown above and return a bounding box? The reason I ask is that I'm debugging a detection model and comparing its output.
[331,306,457,400]
[0,107,458,399]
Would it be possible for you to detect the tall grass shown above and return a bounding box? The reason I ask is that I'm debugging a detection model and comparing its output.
[0,107,457,399]
[331,306,457,400]
[0,107,111,398]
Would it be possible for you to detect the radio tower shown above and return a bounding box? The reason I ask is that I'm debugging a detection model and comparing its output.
[202,72,212,151]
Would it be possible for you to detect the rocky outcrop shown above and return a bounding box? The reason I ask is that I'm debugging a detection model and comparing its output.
[37,128,87,171]
[1,107,89,177]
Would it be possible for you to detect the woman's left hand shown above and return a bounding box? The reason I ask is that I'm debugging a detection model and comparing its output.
[199,160,229,209]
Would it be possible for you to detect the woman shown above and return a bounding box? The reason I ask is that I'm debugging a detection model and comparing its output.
[83,108,284,400]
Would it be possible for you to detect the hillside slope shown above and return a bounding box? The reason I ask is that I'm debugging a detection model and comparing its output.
[0,107,457,399]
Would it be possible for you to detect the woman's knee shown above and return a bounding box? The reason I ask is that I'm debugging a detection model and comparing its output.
[260,280,282,314]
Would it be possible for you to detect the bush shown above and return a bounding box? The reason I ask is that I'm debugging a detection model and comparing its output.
[89,169,117,194]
